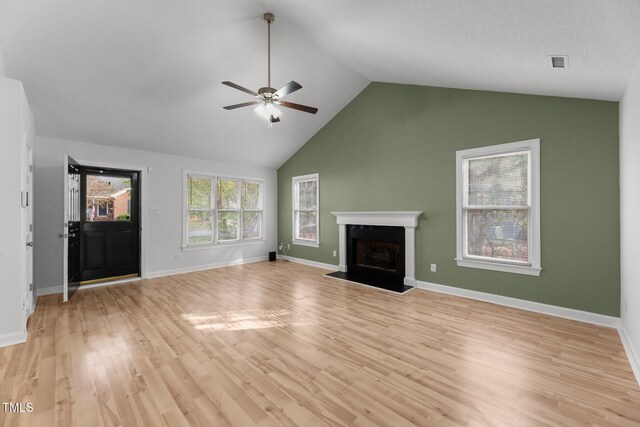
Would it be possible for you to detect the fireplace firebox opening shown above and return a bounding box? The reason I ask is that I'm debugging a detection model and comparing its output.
[327,224,407,292]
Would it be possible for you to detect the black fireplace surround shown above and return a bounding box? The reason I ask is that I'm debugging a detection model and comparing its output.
[327,224,410,293]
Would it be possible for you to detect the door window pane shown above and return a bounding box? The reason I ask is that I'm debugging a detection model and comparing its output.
[217,211,238,241]
[86,175,131,222]
[188,211,213,244]
[242,211,262,239]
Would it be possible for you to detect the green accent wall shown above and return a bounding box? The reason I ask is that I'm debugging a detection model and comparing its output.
[278,82,620,316]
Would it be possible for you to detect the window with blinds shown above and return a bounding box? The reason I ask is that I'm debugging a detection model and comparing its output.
[456,139,541,276]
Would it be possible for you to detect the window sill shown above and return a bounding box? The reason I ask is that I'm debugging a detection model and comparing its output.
[292,239,320,248]
[455,258,542,276]
[182,240,266,252]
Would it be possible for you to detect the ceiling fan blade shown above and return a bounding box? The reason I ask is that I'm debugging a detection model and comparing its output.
[270,115,281,123]
[277,101,318,114]
[222,81,259,97]
[223,101,260,110]
[274,81,302,99]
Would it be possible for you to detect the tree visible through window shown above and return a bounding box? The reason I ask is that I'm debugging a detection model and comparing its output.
[293,174,319,245]
[217,178,239,241]
[185,174,263,246]
[187,176,213,244]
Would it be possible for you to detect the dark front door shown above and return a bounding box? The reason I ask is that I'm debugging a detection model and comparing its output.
[80,167,140,281]
[67,156,82,299]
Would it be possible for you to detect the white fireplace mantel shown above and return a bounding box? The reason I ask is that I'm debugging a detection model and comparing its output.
[330,211,423,287]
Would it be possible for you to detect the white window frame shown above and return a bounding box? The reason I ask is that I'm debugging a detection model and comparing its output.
[292,173,320,247]
[240,179,265,242]
[182,170,265,250]
[455,139,541,276]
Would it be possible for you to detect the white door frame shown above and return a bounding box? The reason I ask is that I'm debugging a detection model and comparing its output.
[63,158,148,301]
[62,155,70,302]
[22,134,34,316]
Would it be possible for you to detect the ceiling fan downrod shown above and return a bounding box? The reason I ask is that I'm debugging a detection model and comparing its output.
[265,13,274,91]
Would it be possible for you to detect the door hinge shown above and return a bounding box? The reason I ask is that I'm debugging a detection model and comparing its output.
[29,283,33,292]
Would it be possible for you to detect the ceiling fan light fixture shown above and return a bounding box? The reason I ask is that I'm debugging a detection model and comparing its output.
[254,102,281,120]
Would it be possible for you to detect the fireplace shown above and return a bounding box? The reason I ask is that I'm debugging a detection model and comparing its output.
[347,225,405,287]
[329,211,423,294]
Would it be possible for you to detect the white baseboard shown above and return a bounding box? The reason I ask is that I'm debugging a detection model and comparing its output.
[282,259,619,329]
[415,280,620,329]
[282,256,338,271]
[37,278,140,296]
[37,257,269,296]
[80,277,141,290]
[619,323,640,387]
[0,331,27,348]
[147,256,268,279]
[37,285,63,296]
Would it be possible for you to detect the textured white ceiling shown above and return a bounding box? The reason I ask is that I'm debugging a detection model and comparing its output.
[1,0,639,168]
[274,0,640,101]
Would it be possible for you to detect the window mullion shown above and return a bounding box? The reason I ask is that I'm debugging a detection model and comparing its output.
[212,176,217,243]
[238,180,243,241]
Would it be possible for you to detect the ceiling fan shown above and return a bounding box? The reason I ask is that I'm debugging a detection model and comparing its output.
[222,13,318,126]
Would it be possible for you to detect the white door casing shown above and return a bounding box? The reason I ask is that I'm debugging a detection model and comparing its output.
[62,155,69,302]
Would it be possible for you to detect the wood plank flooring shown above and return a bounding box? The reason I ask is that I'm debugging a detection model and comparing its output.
[1,261,639,426]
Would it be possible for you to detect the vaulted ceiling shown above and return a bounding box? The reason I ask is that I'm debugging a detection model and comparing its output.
[1,0,639,168]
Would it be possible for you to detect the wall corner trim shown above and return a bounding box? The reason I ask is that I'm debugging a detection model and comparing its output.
[414,280,620,328]
[619,323,640,387]
[37,285,64,296]
[0,331,27,349]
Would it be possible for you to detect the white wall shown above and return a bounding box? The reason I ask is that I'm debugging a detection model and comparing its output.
[34,136,277,294]
[0,43,6,77]
[620,55,640,379]
[0,77,29,346]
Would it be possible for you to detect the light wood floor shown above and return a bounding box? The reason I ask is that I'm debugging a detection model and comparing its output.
[1,262,639,426]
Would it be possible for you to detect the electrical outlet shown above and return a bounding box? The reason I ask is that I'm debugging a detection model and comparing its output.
[174,253,180,261]
[287,243,290,250]
[333,250,337,257]
[430,263,436,272]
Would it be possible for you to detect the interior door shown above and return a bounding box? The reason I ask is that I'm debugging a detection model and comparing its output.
[62,155,82,302]
[80,168,140,281]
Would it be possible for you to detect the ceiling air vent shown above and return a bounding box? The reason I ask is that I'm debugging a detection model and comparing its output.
[550,55,569,69]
